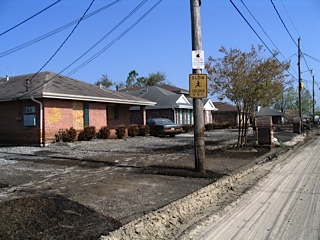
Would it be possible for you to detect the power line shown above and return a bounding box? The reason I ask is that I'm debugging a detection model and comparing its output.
[229,0,296,80]
[19,0,162,98]
[0,0,61,37]
[63,0,149,76]
[280,0,300,36]
[0,0,120,58]
[240,0,298,77]
[304,53,320,64]
[28,0,95,82]
[270,0,297,47]
[67,0,163,76]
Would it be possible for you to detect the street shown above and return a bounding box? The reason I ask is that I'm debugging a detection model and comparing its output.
[187,134,320,240]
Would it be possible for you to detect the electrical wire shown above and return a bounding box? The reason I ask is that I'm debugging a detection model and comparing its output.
[18,0,162,98]
[240,0,298,77]
[0,0,61,37]
[280,0,300,36]
[28,0,95,83]
[270,0,297,47]
[229,0,296,80]
[0,0,120,58]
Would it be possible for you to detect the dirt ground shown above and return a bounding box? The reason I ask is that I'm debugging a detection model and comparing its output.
[0,128,314,239]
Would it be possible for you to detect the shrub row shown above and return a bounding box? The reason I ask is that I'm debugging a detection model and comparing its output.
[56,124,150,142]
[205,122,231,131]
[56,122,227,143]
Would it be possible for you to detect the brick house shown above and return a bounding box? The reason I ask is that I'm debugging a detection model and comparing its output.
[212,102,239,126]
[256,107,285,124]
[0,72,155,145]
[121,85,217,125]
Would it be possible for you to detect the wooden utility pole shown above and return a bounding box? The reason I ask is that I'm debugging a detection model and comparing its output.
[190,0,205,173]
[312,69,315,123]
[298,37,302,119]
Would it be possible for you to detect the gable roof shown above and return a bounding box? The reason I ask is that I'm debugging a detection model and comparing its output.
[124,86,192,109]
[120,84,189,95]
[213,102,237,112]
[203,98,218,111]
[257,107,284,116]
[0,72,156,106]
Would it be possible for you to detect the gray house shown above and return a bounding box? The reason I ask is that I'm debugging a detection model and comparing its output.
[121,85,217,125]
[257,107,285,124]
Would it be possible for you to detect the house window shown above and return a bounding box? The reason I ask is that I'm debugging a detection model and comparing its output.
[107,104,120,120]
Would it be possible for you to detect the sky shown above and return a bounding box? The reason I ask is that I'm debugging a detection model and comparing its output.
[1,0,319,103]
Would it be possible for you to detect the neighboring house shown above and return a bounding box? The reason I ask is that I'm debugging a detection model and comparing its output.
[256,107,285,124]
[0,71,155,145]
[121,85,217,125]
[212,102,238,126]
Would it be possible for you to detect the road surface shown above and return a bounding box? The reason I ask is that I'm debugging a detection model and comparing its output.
[188,135,320,240]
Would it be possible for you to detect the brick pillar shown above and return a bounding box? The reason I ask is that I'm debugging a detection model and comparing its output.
[257,116,274,147]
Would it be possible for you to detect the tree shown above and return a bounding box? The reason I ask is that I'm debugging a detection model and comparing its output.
[275,85,315,116]
[116,70,169,89]
[95,73,113,88]
[205,45,290,147]
[146,71,167,86]
[126,70,139,88]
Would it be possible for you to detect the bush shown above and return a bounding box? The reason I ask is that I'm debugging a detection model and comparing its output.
[115,125,126,139]
[205,123,214,131]
[64,127,77,142]
[55,128,77,142]
[97,126,110,139]
[138,125,150,136]
[222,122,231,129]
[78,126,96,141]
[182,124,193,132]
[128,124,139,137]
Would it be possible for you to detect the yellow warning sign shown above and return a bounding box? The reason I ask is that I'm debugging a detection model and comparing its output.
[189,74,207,98]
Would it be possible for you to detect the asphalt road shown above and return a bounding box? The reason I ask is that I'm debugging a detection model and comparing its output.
[189,133,320,239]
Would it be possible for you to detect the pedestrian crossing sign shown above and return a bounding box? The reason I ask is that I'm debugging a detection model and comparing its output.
[189,74,207,98]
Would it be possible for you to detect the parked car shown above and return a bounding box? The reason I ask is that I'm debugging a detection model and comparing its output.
[146,118,183,137]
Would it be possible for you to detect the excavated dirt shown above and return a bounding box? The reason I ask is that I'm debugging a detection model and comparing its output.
[0,128,313,239]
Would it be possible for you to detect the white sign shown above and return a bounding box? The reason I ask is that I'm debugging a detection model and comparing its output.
[192,50,204,69]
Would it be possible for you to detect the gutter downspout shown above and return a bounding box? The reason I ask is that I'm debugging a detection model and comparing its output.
[31,96,44,146]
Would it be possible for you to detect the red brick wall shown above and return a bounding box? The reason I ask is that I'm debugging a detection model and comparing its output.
[88,102,107,129]
[107,105,130,128]
[0,99,130,145]
[0,100,40,145]
[43,99,73,143]
[43,100,109,143]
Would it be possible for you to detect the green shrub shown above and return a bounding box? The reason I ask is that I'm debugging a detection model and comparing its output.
[138,125,150,136]
[115,125,126,139]
[78,126,96,141]
[128,124,139,137]
[182,124,193,132]
[97,126,110,139]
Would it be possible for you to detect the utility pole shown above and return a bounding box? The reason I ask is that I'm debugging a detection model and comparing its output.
[190,0,205,173]
[298,37,302,119]
[312,69,315,123]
